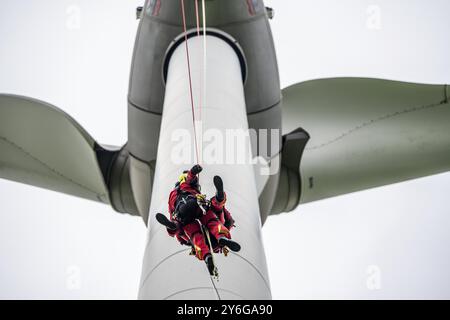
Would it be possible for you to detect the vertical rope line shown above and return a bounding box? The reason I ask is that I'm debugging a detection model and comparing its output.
[200,0,207,164]
[204,226,221,300]
[194,0,200,36]
[180,0,199,164]
[195,0,203,165]
[180,1,219,300]
[209,272,222,300]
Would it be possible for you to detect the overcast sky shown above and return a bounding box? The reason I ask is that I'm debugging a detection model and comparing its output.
[1,0,449,299]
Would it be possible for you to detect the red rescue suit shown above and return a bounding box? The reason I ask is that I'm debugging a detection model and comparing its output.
[167,169,235,260]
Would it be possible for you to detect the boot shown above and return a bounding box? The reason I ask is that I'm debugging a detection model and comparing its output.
[191,164,203,175]
[213,175,225,203]
[218,237,241,252]
[204,254,215,276]
[155,213,177,231]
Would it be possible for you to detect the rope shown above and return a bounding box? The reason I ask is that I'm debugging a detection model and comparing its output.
[203,225,221,300]
[180,1,219,299]
[209,272,221,300]
[194,0,200,36]
[200,0,207,164]
[180,0,200,164]
[195,0,203,164]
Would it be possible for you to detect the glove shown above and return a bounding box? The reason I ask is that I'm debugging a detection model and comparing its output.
[191,164,203,175]
[225,218,235,230]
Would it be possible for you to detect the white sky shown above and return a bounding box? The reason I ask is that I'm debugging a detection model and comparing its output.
[0,0,449,299]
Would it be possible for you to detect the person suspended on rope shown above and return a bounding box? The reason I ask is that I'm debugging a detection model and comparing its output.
[155,164,240,275]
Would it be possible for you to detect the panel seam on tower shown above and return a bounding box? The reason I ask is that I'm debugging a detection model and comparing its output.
[128,99,163,116]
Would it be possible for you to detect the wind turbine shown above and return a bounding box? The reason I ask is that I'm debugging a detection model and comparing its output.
[1,0,449,299]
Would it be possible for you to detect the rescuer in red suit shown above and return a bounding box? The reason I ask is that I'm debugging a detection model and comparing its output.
[156,165,240,275]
